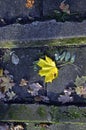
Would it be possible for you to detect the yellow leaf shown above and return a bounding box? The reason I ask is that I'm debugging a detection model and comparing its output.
[37,56,58,83]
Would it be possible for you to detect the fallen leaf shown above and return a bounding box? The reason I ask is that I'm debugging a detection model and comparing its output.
[75,86,86,98]
[0,91,5,100]
[28,89,38,96]
[34,96,42,102]
[0,76,15,92]
[0,69,3,77]
[0,86,5,93]
[35,123,50,128]
[6,91,16,100]
[59,1,70,14]
[4,70,9,76]
[3,49,11,62]
[19,78,28,86]
[11,125,24,130]
[40,96,50,102]
[64,88,74,95]
[26,0,34,8]
[37,56,58,83]
[58,94,73,104]
[29,83,42,90]
[75,76,86,87]
[28,83,43,96]
[65,52,71,62]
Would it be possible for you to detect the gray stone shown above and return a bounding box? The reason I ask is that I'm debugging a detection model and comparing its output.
[49,124,86,130]
[47,65,78,93]
[43,0,62,16]
[47,46,86,93]
[43,0,86,16]
[0,0,40,19]
[26,123,86,130]
[0,104,50,121]
[0,20,86,41]
[70,0,86,14]
[1,104,86,123]
[1,46,86,104]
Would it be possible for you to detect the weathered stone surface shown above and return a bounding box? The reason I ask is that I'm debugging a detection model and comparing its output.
[26,123,86,130]
[1,104,86,123]
[0,0,40,19]
[0,104,50,121]
[0,46,86,105]
[43,0,62,16]
[48,124,86,130]
[70,0,86,14]
[0,122,86,130]
[0,20,86,41]
[43,0,86,16]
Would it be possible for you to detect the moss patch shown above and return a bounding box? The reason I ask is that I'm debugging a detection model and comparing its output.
[3,105,32,120]
[23,37,86,47]
[0,41,17,48]
[36,106,47,118]
[0,37,86,48]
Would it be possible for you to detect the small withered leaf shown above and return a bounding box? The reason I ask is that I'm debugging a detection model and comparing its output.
[11,125,24,130]
[26,0,34,8]
[0,69,3,77]
[59,1,70,14]
[19,79,28,86]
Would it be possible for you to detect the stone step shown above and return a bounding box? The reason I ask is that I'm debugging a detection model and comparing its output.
[0,37,86,48]
[43,0,86,17]
[1,121,86,130]
[0,46,86,105]
[0,0,86,26]
[0,20,86,42]
[1,104,86,123]
[0,0,41,20]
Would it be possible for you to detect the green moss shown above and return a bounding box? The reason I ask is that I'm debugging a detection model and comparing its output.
[36,106,47,118]
[0,37,86,48]
[4,105,32,120]
[40,128,46,130]
[50,106,60,121]
[0,41,17,48]
[50,106,86,122]
[14,37,86,47]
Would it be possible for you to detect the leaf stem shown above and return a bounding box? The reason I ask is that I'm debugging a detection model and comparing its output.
[58,62,81,71]
[45,83,47,96]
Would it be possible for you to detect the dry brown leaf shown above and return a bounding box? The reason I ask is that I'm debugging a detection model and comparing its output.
[11,125,24,130]
[26,0,34,8]
[59,1,70,14]
[19,78,28,86]
[34,96,42,102]
[36,123,49,128]
[75,86,86,98]
[0,76,15,92]
[0,69,3,77]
